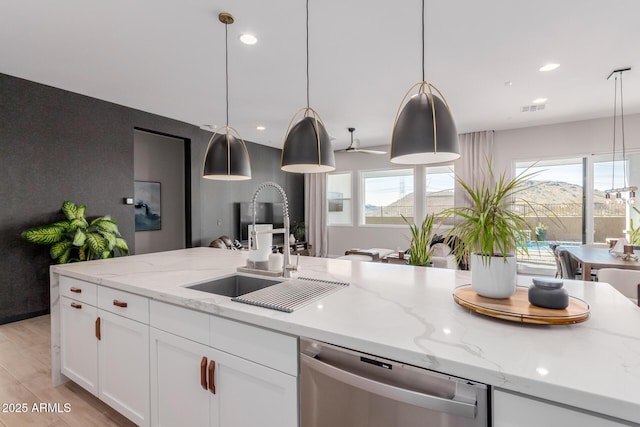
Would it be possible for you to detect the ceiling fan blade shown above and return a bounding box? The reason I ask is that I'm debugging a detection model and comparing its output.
[343,147,386,155]
[337,127,387,154]
[357,149,387,155]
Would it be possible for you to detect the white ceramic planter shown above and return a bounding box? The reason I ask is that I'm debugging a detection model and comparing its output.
[470,253,517,298]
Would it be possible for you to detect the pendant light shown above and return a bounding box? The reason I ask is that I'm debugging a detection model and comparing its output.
[390,0,460,165]
[203,12,251,181]
[281,0,335,173]
[604,67,636,205]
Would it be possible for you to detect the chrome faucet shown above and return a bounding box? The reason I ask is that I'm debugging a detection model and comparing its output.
[249,182,298,278]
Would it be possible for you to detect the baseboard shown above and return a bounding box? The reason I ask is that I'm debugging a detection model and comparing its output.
[0,308,50,325]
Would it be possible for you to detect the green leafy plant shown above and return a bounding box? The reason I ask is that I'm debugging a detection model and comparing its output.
[401,213,435,266]
[444,162,542,265]
[629,206,640,245]
[21,200,129,263]
[292,221,306,242]
[534,222,548,241]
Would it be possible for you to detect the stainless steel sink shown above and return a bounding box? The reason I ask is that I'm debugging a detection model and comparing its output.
[186,274,283,298]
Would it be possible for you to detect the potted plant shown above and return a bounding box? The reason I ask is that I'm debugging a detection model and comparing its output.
[401,213,436,266]
[444,163,538,298]
[535,223,548,242]
[628,207,640,245]
[292,221,306,242]
[21,200,129,263]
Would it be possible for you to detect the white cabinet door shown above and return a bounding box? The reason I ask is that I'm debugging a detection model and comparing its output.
[493,389,628,427]
[211,349,298,427]
[150,327,297,427]
[98,309,150,427]
[60,296,98,396]
[150,328,213,427]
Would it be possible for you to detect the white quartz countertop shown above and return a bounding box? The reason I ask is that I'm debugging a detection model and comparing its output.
[51,247,640,424]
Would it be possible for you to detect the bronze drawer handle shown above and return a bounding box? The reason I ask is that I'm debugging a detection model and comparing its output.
[208,360,216,394]
[70,302,82,309]
[95,317,101,341]
[113,300,128,308]
[70,287,82,293]
[200,357,208,390]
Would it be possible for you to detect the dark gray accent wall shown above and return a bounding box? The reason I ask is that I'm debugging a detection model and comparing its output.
[0,73,303,324]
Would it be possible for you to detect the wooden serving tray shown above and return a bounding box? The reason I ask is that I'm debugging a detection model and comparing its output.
[453,285,590,324]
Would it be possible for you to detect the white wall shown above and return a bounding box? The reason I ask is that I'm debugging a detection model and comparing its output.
[328,113,640,257]
[493,113,640,174]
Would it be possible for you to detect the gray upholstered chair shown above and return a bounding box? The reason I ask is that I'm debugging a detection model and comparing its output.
[557,248,579,280]
[596,268,640,306]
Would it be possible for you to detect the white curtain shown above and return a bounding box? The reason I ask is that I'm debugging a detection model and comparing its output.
[304,173,328,257]
[453,131,494,207]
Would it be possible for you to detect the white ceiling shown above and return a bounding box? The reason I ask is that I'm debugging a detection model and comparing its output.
[2,0,639,150]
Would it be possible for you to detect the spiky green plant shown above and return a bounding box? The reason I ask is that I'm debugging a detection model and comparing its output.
[401,213,436,266]
[21,200,129,263]
[444,162,542,265]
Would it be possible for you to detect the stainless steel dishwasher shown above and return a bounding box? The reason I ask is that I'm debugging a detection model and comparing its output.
[300,338,488,427]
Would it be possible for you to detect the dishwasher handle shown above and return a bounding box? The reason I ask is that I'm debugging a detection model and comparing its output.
[301,353,477,419]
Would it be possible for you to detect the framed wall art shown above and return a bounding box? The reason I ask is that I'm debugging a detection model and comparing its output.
[134,181,161,231]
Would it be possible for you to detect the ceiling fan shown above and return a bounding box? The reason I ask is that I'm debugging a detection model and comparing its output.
[337,127,387,155]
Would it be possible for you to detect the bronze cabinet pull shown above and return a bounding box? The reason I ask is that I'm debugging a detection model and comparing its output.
[70,302,82,309]
[95,317,101,340]
[70,287,82,293]
[112,300,128,308]
[208,360,216,394]
[200,357,208,390]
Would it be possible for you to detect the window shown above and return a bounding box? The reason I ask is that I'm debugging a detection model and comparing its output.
[327,172,352,225]
[515,158,584,272]
[593,155,627,243]
[425,165,454,218]
[361,169,414,225]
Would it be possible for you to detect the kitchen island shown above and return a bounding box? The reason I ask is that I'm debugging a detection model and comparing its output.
[50,247,640,426]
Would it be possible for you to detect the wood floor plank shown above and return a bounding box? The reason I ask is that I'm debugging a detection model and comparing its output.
[0,315,135,427]
[0,383,61,427]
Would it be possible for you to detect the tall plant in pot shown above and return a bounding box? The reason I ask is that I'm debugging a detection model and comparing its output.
[401,213,436,266]
[444,163,538,298]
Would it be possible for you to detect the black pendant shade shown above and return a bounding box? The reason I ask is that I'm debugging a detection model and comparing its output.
[201,12,252,181]
[390,89,460,164]
[281,0,334,174]
[390,0,460,165]
[203,129,251,180]
[281,115,335,173]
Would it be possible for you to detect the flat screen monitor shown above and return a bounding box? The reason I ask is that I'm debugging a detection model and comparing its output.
[235,202,284,244]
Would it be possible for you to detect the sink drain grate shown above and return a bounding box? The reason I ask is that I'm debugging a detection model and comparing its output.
[231,277,349,313]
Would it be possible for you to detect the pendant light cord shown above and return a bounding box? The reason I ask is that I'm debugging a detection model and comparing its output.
[621,72,628,188]
[611,74,617,190]
[306,0,310,109]
[225,22,229,126]
[421,0,425,82]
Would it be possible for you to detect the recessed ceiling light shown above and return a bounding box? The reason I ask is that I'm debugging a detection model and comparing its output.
[504,81,513,87]
[256,125,266,131]
[239,34,257,45]
[532,98,547,104]
[539,63,560,72]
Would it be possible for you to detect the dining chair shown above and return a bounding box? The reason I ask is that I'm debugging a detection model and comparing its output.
[557,248,579,280]
[596,268,640,306]
[550,243,562,278]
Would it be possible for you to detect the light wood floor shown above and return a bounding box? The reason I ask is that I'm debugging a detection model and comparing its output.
[0,315,136,427]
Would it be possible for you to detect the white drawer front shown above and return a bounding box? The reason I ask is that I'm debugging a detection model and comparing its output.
[98,287,149,324]
[149,300,209,345]
[60,276,97,306]
[210,315,298,376]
